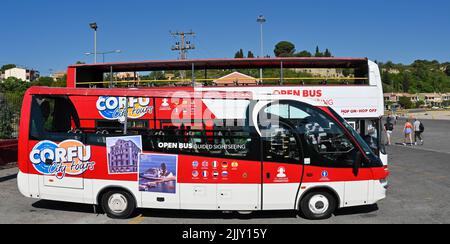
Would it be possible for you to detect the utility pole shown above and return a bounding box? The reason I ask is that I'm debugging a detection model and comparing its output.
[257,15,266,84]
[171,31,196,60]
[171,31,196,83]
[89,23,98,64]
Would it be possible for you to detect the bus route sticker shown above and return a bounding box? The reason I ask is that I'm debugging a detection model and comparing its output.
[138,153,178,194]
[29,140,95,179]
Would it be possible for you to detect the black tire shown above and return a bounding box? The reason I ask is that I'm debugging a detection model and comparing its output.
[101,190,136,219]
[300,191,336,220]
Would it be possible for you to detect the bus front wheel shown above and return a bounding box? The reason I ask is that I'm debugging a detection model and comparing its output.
[300,191,336,220]
[101,190,136,219]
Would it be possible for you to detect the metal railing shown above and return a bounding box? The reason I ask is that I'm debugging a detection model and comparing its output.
[76,77,369,88]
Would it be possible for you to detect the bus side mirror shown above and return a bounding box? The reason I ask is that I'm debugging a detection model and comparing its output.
[353,151,362,176]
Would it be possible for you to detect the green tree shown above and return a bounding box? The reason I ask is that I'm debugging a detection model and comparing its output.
[380,60,450,93]
[150,71,165,80]
[0,106,14,138]
[247,51,255,58]
[234,49,244,58]
[343,69,354,78]
[33,76,54,87]
[415,100,425,108]
[398,96,413,109]
[314,46,323,57]
[53,74,67,87]
[402,74,411,92]
[0,94,15,139]
[324,49,332,57]
[1,64,16,72]
[0,77,30,95]
[274,41,295,57]
[295,50,312,57]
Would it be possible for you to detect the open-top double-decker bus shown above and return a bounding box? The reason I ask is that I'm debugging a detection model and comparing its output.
[18,84,389,220]
[67,58,387,165]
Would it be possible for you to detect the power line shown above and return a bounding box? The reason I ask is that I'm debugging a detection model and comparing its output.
[170,31,196,60]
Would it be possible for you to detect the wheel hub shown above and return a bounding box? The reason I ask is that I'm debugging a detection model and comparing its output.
[108,193,128,214]
[309,194,329,215]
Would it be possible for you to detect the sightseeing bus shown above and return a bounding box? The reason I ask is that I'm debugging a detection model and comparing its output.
[66,58,388,165]
[18,86,389,220]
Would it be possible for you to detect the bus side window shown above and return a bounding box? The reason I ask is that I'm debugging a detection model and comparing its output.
[30,96,82,142]
[141,121,260,161]
[262,101,357,168]
[84,120,149,147]
[260,122,300,163]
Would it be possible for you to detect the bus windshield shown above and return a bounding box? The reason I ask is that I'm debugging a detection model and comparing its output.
[328,108,378,158]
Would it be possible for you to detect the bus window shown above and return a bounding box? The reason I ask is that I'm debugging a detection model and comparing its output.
[262,101,357,168]
[260,122,301,163]
[85,120,149,147]
[363,119,386,156]
[30,96,81,142]
[141,121,260,161]
[362,120,379,154]
[349,119,386,157]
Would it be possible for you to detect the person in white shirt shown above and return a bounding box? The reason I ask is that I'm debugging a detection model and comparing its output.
[413,119,424,145]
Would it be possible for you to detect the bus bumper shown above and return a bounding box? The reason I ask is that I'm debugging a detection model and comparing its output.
[17,171,30,198]
[373,179,388,203]
[18,171,40,199]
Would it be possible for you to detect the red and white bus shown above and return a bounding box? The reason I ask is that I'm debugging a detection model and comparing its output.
[18,84,389,220]
[67,58,388,165]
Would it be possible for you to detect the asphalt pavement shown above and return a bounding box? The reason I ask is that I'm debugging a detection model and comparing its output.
[1,119,449,224]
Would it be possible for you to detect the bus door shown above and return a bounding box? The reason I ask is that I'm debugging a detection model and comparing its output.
[257,101,374,209]
[28,96,86,201]
[257,101,304,210]
[302,108,374,208]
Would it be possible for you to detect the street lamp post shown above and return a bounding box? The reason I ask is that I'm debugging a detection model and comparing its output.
[89,23,98,63]
[85,50,121,63]
[257,15,266,84]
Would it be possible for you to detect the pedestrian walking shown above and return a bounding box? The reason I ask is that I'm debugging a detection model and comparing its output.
[403,119,414,146]
[384,117,394,145]
[414,119,424,145]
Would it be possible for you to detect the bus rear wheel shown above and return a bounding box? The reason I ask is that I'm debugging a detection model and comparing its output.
[300,191,336,220]
[101,190,136,219]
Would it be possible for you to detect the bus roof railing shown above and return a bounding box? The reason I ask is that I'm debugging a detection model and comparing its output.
[76,77,369,87]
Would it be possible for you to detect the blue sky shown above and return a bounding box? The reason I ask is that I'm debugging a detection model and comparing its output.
[1,0,450,75]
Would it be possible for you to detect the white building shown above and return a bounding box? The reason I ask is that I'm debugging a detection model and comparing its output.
[420,93,443,107]
[442,93,450,102]
[3,67,40,82]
